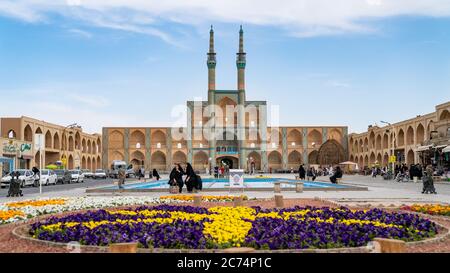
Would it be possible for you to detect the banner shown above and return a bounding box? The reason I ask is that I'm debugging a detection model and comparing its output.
[229,169,244,188]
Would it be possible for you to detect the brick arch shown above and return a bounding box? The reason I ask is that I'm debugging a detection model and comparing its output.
[45,130,52,149]
[439,109,450,121]
[110,151,124,162]
[130,130,145,149]
[24,124,33,142]
[109,130,124,149]
[172,151,187,165]
[287,150,302,169]
[53,132,60,150]
[268,151,282,170]
[308,150,319,165]
[308,129,322,148]
[151,130,167,147]
[151,151,166,170]
[406,126,414,146]
[328,128,342,143]
[397,129,405,147]
[248,151,262,171]
[193,151,209,171]
[317,139,345,165]
[416,123,425,144]
[287,129,302,147]
[375,134,382,150]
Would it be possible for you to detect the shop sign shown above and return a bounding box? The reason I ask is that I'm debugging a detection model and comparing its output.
[2,142,32,155]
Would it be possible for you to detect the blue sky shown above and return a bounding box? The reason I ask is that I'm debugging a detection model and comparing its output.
[0,1,449,134]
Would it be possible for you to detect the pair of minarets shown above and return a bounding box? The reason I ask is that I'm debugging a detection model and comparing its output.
[207,25,246,95]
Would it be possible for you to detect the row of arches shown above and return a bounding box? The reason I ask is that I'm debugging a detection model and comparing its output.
[350,149,416,168]
[351,122,431,154]
[21,124,101,154]
[108,128,345,150]
[108,139,346,171]
[81,155,102,171]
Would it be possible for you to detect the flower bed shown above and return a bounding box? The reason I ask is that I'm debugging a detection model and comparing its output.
[402,204,450,217]
[0,196,248,225]
[29,206,437,250]
[159,195,248,202]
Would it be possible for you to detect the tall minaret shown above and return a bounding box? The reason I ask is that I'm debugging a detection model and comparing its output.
[207,25,216,92]
[207,25,217,169]
[237,25,247,169]
[236,25,246,95]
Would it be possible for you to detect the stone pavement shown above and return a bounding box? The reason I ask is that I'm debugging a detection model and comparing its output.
[1,174,449,207]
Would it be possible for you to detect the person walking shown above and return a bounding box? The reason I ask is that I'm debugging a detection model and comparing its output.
[298,164,306,180]
[117,166,126,189]
[422,165,437,194]
[152,169,160,181]
[185,163,197,193]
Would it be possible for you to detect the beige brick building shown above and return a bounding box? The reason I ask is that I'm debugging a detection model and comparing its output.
[349,101,450,169]
[0,116,101,171]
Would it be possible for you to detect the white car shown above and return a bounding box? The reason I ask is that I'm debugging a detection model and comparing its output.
[0,169,36,188]
[94,169,107,179]
[69,170,85,183]
[82,169,94,179]
[39,169,58,186]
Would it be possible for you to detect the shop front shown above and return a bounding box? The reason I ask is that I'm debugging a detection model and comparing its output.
[0,138,33,175]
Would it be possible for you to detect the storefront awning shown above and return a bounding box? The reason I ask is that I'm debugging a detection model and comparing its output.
[443,146,450,153]
[415,145,433,152]
[435,145,448,149]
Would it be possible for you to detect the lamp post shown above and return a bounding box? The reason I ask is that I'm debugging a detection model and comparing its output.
[61,123,79,169]
[381,121,396,176]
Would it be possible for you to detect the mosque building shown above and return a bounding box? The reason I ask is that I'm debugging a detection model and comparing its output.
[101,26,349,173]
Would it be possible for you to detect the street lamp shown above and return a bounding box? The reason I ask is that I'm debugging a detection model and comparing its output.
[61,123,79,169]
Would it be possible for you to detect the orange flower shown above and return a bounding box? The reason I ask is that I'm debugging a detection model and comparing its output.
[0,210,25,221]
[7,199,66,208]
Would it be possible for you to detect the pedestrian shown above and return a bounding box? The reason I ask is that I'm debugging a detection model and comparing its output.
[422,165,437,194]
[138,168,142,181]
[330,166,343,184]
[298,164,306,180]
[152,169,160,181]
[169,164,184,193]
[185,163,197,193]
[117,166,126,189]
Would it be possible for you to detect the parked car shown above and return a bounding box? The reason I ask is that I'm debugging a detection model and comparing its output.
[94,169,107,179]
[39,169,58,186]
[109,160,127,178]
[54,170,65,184]
[82,169,94,179]
[126,169,136,178]
[69,170,85,183]
[0,169,36,188]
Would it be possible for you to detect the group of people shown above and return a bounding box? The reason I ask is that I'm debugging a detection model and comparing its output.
[117,166,161,189]
[169,163,203,194]
[6,171,23,197]
[298,164,343,184]
[213,164,230,179]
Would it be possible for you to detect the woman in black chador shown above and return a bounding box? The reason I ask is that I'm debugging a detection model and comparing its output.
[152,169,160,181]
[169,164,185,193]
[184,163,197,193]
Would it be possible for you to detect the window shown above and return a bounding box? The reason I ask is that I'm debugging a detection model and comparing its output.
[7,130,16,139]
[199,143,203,148]
[156,143,161,149]
[291,142,296,147]
[136,143,141,149]
[447,127,450,137]
[250,143,255,148]
[177,143,182,149]
[271,142,276,148]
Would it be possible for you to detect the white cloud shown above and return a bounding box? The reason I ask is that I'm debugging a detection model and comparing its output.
[1,0,450,40]
[68,28,92,38]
